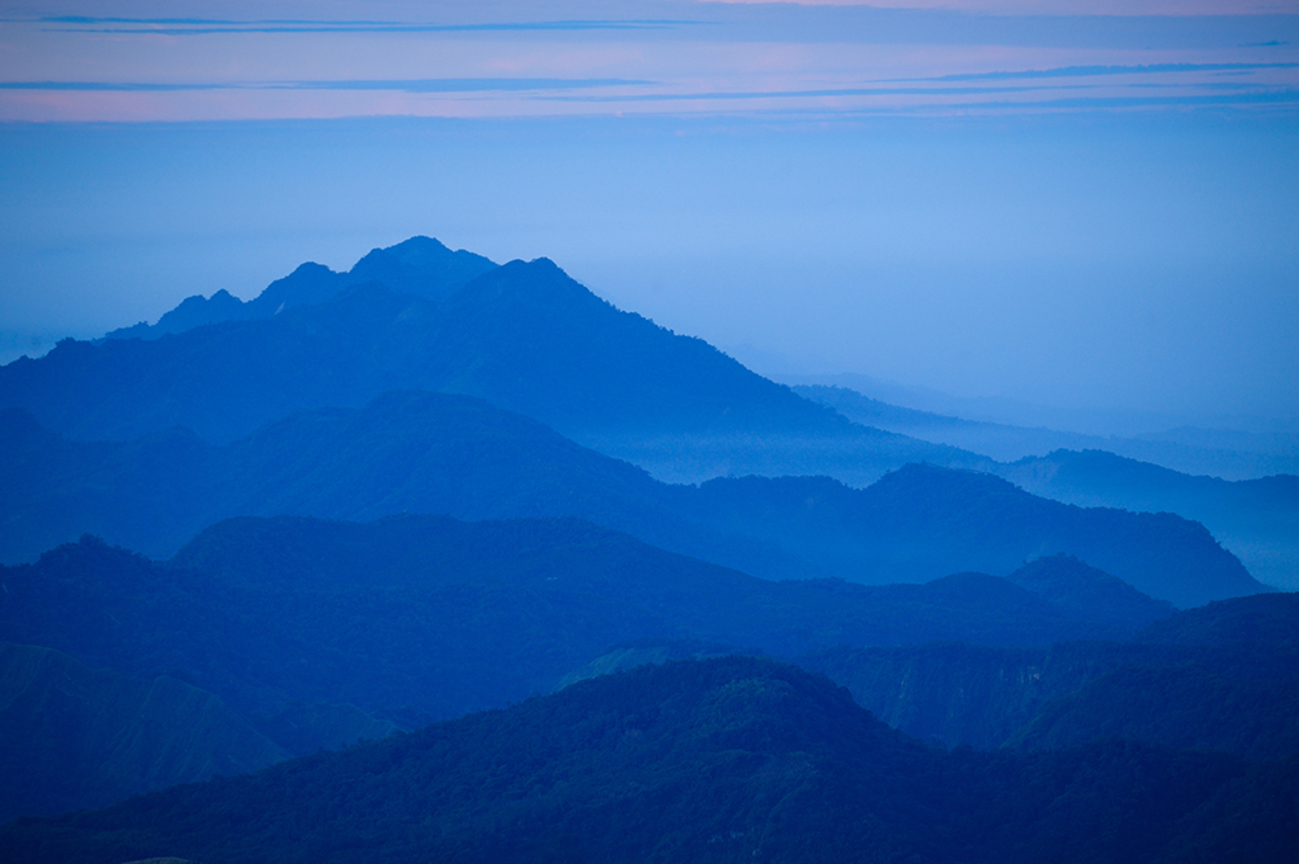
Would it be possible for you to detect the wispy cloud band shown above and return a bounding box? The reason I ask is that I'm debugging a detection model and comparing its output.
[34,16,703,35]
[0,79,649,94]
[3,2,1297,121]
[910,62,1299,82]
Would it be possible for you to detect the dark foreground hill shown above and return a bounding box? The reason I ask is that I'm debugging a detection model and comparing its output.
[3,657,1292,864]
[0,518,1184,819]
[0,391,1263,606]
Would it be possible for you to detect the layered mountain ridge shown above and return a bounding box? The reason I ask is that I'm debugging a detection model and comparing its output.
[0,391,1263,607]
[9,236,1290,585]
[0,516,1186,819]
[1,235,1294,852]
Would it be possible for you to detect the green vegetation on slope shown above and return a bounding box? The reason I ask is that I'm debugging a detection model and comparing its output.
[0,642,287,820]
[2,657,1283,864]
[800,592,1299,756]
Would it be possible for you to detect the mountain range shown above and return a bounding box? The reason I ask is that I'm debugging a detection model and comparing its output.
[2,512,1284,822]
[1,235,1295,856]
[795,382,1299,479]
[5,239,1292,590]
[0,390,1263,607]
[0,518,1172,722]
[11,238,1296,547]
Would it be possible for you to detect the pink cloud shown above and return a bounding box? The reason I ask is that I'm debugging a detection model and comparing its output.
[2,0,1296,121]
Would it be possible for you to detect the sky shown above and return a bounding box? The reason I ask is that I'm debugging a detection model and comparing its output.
[1,1,1297,432]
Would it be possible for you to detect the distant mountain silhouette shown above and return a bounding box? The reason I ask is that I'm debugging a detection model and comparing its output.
[0,392,1264,605]
[3,656,1289,864]
[797,385,1299,589]
[795,383,1299,479]
[102,236,498,341]
[4,238,999,492]
[19,237,1297,522]
[994,448,1299,593]
[6,250,860,445]
[668,462,1263,607]
[54,237,1299,510]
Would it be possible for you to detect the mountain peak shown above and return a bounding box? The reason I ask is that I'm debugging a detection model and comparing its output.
[347,236,497,303]
[380,234,451,259]
[100,237,498,344]
[1006,553,1176,629]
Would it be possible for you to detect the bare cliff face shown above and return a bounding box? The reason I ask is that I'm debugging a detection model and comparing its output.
[801,592,1299,757]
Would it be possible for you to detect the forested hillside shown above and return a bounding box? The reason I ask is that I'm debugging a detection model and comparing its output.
[3,657,1293,864]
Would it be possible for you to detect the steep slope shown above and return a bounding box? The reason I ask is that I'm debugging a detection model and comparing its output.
[0,642,287,821]
[0,394,1264,605]
[1008,595,1299,758]
[801,641,1161,750]
[0,657,1273,864]
[415,258,851,436]
[800,592,1299,754]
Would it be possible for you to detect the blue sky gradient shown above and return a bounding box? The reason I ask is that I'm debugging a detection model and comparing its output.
[1,1,1296,431]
